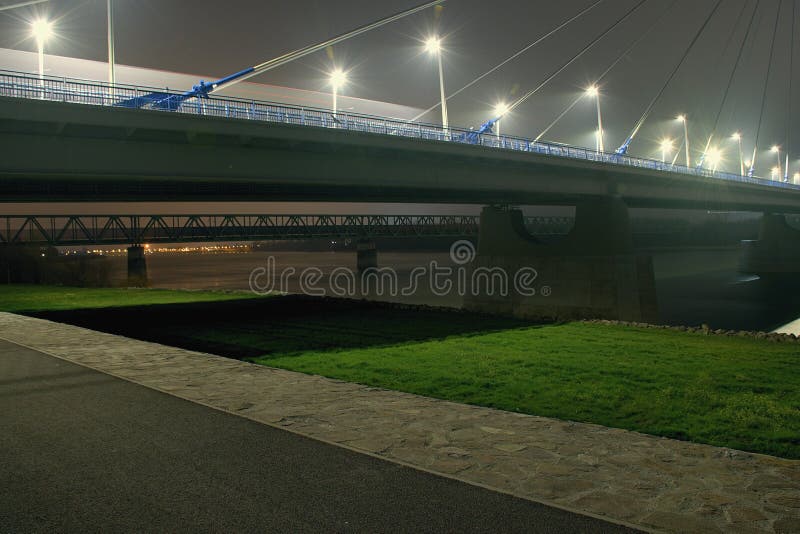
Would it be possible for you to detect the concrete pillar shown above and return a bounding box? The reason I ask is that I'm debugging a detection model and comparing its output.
[356,239,378,272]
[739,214,800,277]
[464,198,658,322]
[127,245,148,287]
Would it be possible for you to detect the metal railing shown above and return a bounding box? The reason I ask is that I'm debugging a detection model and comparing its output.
[2,69,798,191]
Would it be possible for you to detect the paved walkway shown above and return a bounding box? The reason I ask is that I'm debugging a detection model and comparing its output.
[2,340,626,532]
[1,312,798,533]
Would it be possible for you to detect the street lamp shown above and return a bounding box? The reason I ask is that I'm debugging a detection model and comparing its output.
[660,138,674,164]
[771,145,782,181]
[677,115,690,166]
[493,102,509,138]
[706,147,723,172]
[586,85,603,152]
[731,132,743,175]
[107,0,115,87]
[425,36,448,130]
[30,18,53,81]
[329,68,348,119]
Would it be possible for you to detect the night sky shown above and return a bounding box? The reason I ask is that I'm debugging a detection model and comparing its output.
[1,0,798,176]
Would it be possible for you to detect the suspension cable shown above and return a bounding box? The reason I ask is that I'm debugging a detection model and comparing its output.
[697,0,760,167]
[506,0,648,116]
[216,0,446,91]
[615,0,723,155]
[748,0,782,177]
[408,0,604,123]
[535,0,676,142]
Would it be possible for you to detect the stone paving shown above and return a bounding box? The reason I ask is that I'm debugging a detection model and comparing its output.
[1,312,799,533]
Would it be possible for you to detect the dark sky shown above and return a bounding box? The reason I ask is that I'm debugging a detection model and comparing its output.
[1,0,798,175]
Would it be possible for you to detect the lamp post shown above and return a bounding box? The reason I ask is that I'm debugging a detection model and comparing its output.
[706,147,722,172]
[586,85,603,152]
[731,132,743,175]
[31,19,52,81]
[425,36,448,130]
[784,154,790,183]
[660,138,674,164]
[107,0,115,87]
[329,68,348,121]
[677,115,690,166]
[771,145,782,181]
[493,102,509,138]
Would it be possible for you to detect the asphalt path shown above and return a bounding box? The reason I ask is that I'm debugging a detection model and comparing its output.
[0,339,636,533]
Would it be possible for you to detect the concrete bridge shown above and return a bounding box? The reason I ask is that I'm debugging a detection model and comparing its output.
[2,76,799,323]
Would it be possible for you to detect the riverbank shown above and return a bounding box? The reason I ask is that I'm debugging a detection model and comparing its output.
[7,285,799,459]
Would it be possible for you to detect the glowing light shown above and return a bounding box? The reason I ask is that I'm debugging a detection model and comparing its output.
[424,36,441,54]
[329,68,348,90]
[585,85,599,97]
[676,114,686,122]
[731,132,741,140]
[493,102,509,118]
[794,172,800,184]
[705,147,723,169]
[659,138,674,163]
[30,19,53,43]
[744,159,752,167]
[771,145,780,153]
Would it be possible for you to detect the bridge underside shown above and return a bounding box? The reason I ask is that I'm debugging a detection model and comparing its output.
[2,97,800,213]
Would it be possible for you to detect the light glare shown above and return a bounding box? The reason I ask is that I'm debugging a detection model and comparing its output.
[329,68,347,89]
[493,102,509,117]
[425,36,441,54]
[31,19,53,43]
[706,147,723,167]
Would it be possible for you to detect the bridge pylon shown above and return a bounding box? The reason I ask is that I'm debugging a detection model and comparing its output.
[356,239,378,272]
[739,214,800,278]
[464,197,658,322]
[127,245,149,287]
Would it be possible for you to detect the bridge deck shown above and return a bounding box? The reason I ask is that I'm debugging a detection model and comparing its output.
[1,69,797,192]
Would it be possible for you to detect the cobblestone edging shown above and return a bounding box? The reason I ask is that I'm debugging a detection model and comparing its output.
[1,313,798,533]
[581,319,800,343]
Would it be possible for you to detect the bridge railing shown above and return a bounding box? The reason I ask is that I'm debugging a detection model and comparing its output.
[1,69,798,191]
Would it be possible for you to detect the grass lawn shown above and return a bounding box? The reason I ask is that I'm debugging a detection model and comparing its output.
[4,285,799,458]
[0,284,260,312]
[255,324,800,459]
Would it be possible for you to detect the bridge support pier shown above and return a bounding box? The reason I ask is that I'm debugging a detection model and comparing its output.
[463,198,658,322]
[127,245,148,287]
[356,239,378,272]
[739,214,800,277]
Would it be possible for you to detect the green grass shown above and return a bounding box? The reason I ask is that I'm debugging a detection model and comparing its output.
[255,323,800,459]
[5,284,799,458]
[0,284,260,312]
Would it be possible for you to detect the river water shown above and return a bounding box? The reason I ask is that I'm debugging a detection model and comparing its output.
[104,247,800,333]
